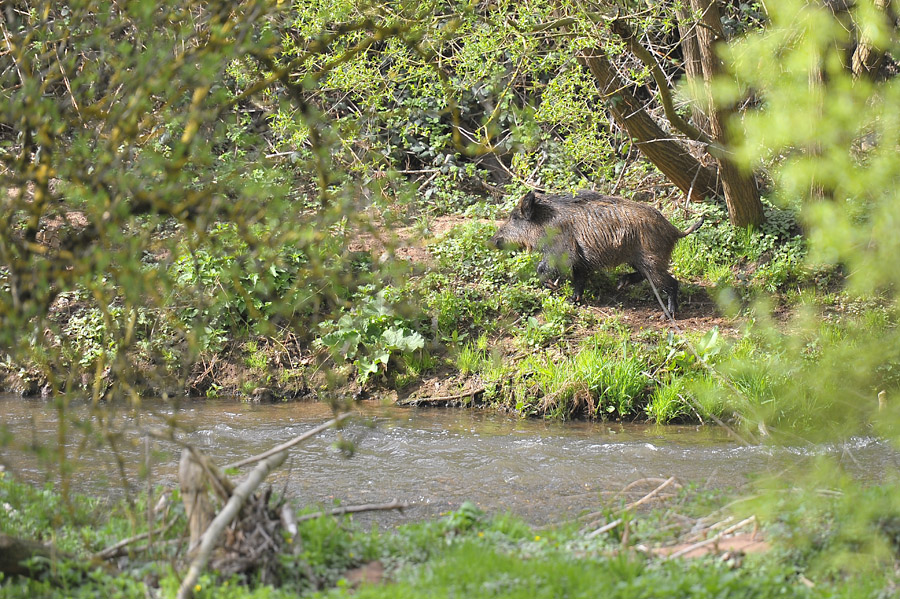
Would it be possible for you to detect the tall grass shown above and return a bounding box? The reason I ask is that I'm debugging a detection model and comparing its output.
[515,347,648,419]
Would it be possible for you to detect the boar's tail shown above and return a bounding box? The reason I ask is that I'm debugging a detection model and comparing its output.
[679,216,704,237]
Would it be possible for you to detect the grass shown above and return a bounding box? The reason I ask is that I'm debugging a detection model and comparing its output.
[330,541,810,599]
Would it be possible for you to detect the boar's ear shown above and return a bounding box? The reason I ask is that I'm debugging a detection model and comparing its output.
[519,191,537,220]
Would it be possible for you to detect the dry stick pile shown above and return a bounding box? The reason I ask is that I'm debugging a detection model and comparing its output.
[173,413,409,599]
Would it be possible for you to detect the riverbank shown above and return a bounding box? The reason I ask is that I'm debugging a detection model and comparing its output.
[1,467,896,598]
[4,198,884,440]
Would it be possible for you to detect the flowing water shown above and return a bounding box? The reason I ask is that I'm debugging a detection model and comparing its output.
[1,395,897,525]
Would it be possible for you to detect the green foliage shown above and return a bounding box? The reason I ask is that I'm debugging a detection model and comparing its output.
[4,471,898,599]
[0,0,412,402]
[279,507,380,588]
[645,379,692,423]
[0,473,101,554]
[419,222,542,341]
[430,222,539,287]
[515,294,577,348]
[456,334,492,376]
[753,469,900,587]
[317,288,425,385]
[671,202,808,293]
[334,538,810,599]
[663,327,725,374]
[708,0,900,441]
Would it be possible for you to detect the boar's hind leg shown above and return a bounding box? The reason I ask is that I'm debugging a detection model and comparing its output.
[616,270,645,290]
[638,266,679,317]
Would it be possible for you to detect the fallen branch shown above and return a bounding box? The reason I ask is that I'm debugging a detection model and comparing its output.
[682,515,734,543]
[223,413,351,470]
[93,520,178,560]
[616,477,679,500]
[586,518,623,539]
[624,476,680,511]
[398,388,484,406]
[295,499,409,523]
[177,449,289,599]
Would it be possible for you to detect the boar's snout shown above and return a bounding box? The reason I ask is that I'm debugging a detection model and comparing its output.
[488,232,509,249]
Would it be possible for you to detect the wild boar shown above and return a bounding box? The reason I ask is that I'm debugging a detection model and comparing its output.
[490,190,702,316]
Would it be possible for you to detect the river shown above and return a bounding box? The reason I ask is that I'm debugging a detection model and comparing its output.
[1,395,897,525]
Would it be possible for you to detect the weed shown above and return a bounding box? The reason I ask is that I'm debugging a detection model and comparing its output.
[510,345,648,419]
[317,288,425,385]
[244,341,269,370]
[645,379,691,423]
[456,338,490,376]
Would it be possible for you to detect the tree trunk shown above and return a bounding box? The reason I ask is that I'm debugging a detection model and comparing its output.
[179,449,215,550]
[675,6,712,135]
[690,0,765,227]
[577,48,720,203]
[851,0,894,79]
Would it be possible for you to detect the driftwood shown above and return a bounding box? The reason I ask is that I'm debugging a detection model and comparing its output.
[397,388,485,407]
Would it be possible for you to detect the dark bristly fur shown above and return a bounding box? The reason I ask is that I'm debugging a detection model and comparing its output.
[490,190,703,317]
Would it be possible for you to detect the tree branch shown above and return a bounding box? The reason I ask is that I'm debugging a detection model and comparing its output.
[223,413,351,470]
[609,17,715,148]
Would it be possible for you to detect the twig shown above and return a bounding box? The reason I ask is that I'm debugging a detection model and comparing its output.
[92,520,178,560]
[295,499,409,523]
[223,413,350,470]
[55,47,81,120]
[177,450,288,599]
[615,477,676,500]
[623,476,680,511]
[665,516,757,560]
[684,515,734,542]
[586,518,623,539]
[610,144,632,195]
